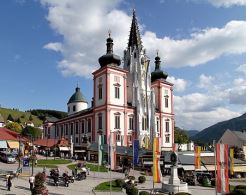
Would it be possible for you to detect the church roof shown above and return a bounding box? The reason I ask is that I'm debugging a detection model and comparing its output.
[98,34,121,67]
[128,9,142,50]
[151,54,168,82]
[67,87,87,104]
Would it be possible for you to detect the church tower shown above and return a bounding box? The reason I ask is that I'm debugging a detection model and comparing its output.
[123,10,151,146]
[151,54,174,150]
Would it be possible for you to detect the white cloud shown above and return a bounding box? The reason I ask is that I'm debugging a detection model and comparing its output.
[142,20,246,68]
[167,76,187,92]
[236,64,246,74]
[228,77,246,105]
[207,0,246,7]
[175,107,240,130]
[41,0,131,78]
[43,42,63,52]
[197,74,214,89]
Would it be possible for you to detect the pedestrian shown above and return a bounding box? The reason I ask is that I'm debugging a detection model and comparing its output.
[35,159,38,166]
[7,176,12,191]
[75,167,78,176]
[83,155,86,162]
[29,175,35,191]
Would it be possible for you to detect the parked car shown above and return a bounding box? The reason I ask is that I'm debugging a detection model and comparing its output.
[0,151,16,163]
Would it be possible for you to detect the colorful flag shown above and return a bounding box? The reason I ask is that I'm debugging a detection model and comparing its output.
[229,148,234,176]
[98,134,104,166]
[133,139,139,166]
[216,144,229,194]
[194,146,201,169]
[110,132,116,170]
[153,137,162,183]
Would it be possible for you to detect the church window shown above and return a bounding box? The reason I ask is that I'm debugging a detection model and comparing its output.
[68,106,70,112]
[156,118,160,132]
[75,122,79,134]
[88,119,91,133]
[82,120,85,134]
[134,52,136,58]
[166,135,170,143]
[142,117,147,131]
[165,95,169,108]
[129,135,132,142]
[70,123,74,135]
[129,117,134,130]
[115,86,120,99]
[98,114,102,130]
[98,85,102,100]
[115,115,120,129]
[165,121,169,132]
[73,105,76,112]
[116,134,121,141]
[65,124,68,135]
[75,137,79,143]
[61,126,63,136]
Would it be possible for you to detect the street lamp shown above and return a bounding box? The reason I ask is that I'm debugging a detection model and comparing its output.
[18,135,21,170]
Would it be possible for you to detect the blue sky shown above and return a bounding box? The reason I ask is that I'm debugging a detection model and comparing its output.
[1,0,246,130]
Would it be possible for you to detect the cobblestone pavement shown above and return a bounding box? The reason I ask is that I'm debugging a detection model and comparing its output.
[0,161,244,195]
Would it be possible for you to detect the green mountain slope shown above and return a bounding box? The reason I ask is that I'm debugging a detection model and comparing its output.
[191,113,246,144]
[0,107,43,126]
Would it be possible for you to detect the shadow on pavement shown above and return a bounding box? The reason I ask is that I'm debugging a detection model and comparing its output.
[15,185,30,191]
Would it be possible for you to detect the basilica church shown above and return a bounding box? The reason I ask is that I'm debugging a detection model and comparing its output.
[44,11,174,156]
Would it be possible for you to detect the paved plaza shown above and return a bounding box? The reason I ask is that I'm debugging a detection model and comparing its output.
[0,161,243,195]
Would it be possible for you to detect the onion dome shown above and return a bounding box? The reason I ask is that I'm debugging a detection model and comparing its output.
[98,33,121,67]
[67,87,87,104]
[151,53,168,82]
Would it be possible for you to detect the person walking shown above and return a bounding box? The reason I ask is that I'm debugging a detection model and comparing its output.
[7,176,12,191]
[29,175,35,191]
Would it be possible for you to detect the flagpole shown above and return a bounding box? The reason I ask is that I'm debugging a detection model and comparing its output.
[213,140,217,195]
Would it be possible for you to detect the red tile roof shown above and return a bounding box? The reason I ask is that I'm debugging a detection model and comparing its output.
[33,138,58,147]
[0,127,19,141]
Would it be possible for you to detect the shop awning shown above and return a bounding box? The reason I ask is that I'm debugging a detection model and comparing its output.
[234,166,246,172]
[59,147,70,151]
[74,150,86,153]
[0,141,7,149]
[7,141,19,149]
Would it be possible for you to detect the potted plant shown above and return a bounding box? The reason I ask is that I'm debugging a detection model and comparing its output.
[32,172,48,195]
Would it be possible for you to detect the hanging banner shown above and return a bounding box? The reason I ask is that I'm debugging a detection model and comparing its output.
[216,144,229,194]
[229,148,234,176]
[194,146,201,169]
[98,134,104,166]
[133,139,139,166]
[153,137,162,183]
[110,132,116,170]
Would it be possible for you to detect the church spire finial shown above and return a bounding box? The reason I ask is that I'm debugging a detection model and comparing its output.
[128,9,142,50]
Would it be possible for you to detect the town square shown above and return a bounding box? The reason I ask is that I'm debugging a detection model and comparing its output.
[1,0,246,195]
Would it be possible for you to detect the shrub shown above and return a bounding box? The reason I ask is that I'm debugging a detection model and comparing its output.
[233,189,246,195]
[126,186,138,195]
[202,177,211,187]
[235,185,246,190]
[211,179,215,186]
[138,176,146,184]
[115,179,125,188]
[139,191,150,195]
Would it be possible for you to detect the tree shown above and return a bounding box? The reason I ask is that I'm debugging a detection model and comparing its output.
[29,114,33,121]
[232,146,245,160]
[22,126,42,139]
[5,122,22,133]
[7,114,15,122]
[16,118,21,124]
[174,127,189,150]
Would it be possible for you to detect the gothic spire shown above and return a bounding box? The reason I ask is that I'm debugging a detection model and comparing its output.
[128,9,142,51]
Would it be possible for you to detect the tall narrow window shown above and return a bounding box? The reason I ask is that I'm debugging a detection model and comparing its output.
[82,120,85,133]
[76,122,79,134]
[98,114,102,130]
[75,137,79,143]
[166,121,169,132]
[68,107,70,112]
[166,135,170,143]
[73,105,76,112]
[115,115,120,129]
[65,124,68,135]
[156,118,160,132]
[165,95,169,108]
[70,123,74,135]
[115,86,120,99]
[142,117,147,131]
[129,117,134,130]
[61,126,63,136]
[98,85,102,100]
[116,134,121,141]
[88,119,91,133]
